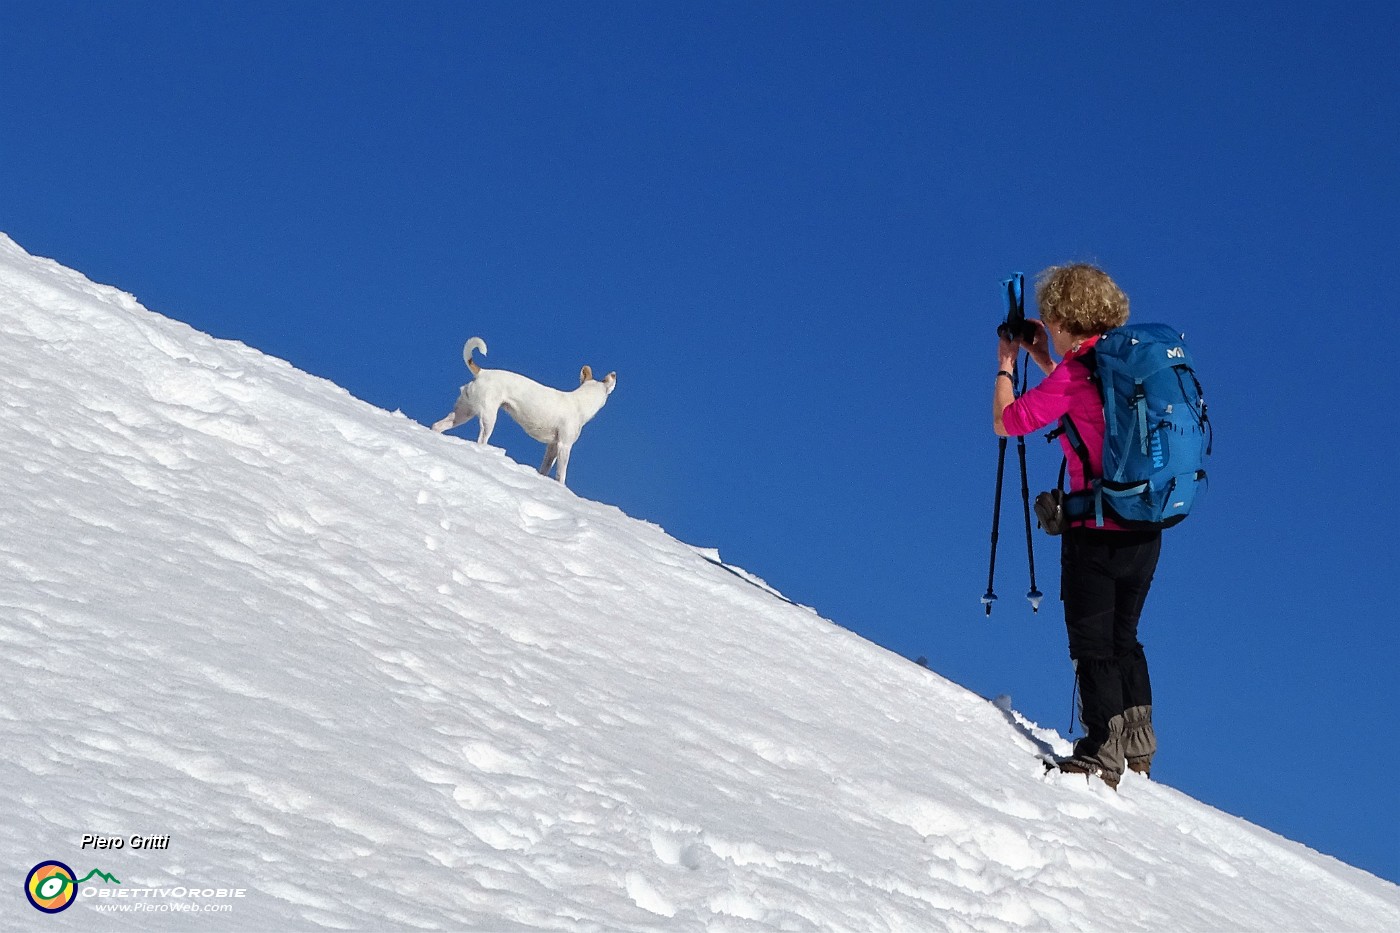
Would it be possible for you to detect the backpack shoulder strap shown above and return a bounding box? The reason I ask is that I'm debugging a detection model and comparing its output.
[1054,345,1107,526]
[1056,414,1094,480]
[1053,345,1100,479]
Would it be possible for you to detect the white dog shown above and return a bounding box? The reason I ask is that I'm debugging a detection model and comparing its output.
[431,337,617,486]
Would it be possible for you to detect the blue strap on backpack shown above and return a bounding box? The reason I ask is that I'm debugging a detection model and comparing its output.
[1059,324,1212,529]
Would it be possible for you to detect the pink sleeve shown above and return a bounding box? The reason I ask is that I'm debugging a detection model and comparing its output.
[1001,363,1073,436]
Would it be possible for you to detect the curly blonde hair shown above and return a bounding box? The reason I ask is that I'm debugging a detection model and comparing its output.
[1035,263,1129,336]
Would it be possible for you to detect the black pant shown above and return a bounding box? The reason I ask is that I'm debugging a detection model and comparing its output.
[1061,527,1162,762]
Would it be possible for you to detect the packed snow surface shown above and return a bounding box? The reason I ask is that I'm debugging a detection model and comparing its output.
[2,232,1397,931]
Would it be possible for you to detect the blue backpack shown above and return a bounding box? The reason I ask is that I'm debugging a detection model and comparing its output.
[1059,323,1212,528]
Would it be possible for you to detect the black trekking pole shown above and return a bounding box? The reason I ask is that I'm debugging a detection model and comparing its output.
[982,433,1007,616]
[984,273,1043,616]
[1015,362,1044,612]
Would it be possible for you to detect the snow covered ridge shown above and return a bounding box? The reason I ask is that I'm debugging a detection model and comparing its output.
[1,230,1396,932]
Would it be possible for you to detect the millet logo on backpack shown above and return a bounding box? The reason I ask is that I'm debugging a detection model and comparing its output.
[1166,346,1185,359]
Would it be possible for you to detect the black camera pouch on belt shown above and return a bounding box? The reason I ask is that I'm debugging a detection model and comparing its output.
[1035,489,1068,536]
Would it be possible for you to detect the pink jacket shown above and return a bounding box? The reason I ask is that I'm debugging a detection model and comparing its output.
[1001,336,1123,530]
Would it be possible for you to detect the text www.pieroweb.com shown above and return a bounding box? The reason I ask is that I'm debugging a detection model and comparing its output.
[85,887,245,914]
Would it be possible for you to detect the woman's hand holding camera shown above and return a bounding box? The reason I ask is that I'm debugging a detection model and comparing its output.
[1001,319,1054,376]
[1024,320,1055,374]
[998,332,1020,372]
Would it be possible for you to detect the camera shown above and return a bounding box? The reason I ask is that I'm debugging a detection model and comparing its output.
[996,272,1038,344]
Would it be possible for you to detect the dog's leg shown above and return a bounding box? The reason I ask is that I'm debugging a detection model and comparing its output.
[553,442,573,485]
[539,443,558,477]
[476,407,498,444]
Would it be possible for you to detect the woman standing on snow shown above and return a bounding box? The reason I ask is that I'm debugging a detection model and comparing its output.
[991,263,1161,790]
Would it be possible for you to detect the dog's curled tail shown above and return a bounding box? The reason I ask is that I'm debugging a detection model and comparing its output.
[464,337,488,375]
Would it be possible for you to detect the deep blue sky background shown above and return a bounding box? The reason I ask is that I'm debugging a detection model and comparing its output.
[3,1,1396,885]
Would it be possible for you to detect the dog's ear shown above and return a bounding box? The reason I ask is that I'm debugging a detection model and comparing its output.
[604,371,617,393]
[579,365,593,384]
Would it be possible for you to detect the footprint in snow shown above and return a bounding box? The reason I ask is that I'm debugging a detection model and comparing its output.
[517,499,582,540]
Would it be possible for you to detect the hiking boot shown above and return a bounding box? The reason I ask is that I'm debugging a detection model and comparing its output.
[1122,703,1156,768]
[1055,756,1121,791]
[1126,756,1152,778]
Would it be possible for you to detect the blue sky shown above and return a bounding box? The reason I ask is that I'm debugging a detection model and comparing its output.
[3,0,1396,885]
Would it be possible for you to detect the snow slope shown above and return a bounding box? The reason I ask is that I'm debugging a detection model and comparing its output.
[1,232,1396,932]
